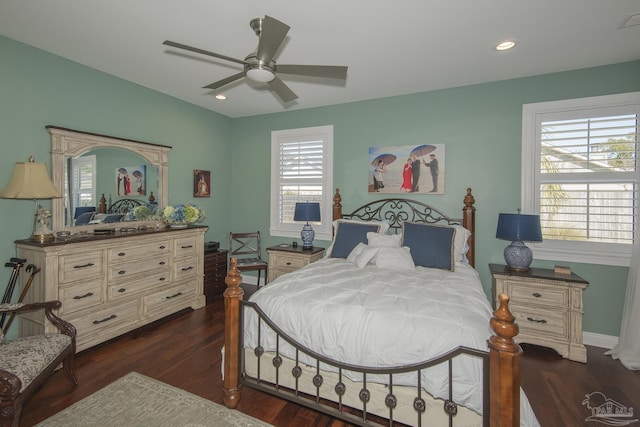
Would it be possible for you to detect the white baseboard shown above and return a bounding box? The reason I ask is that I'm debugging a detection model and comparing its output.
[583,332,618,350]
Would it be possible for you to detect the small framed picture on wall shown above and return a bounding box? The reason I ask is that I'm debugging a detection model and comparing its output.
[194,169,211,197]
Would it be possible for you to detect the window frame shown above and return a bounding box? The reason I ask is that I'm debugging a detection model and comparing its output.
[522,92,640,267]
[270,125,334,241]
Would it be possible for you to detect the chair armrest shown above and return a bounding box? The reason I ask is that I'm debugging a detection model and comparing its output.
[0,369,21,400]
[0,301,76,339]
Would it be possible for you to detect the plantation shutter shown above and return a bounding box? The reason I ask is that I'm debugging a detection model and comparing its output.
[539,113,638,244]
[277,139,324,224]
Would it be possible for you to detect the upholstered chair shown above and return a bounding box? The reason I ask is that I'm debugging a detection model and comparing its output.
[0,301,78,427]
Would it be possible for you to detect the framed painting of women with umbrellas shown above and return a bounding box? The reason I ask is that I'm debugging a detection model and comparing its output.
[368,144,445,194]
[115,165,146,197]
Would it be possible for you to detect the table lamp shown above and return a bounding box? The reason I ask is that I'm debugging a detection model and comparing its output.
[496,212,542,271]
[0,156,62,242]
[294,202,321,249]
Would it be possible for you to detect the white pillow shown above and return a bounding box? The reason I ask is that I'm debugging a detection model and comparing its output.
[347,243,379,268]
[451,225,472,262]
[375,246,415,270]
[367,232,401,248]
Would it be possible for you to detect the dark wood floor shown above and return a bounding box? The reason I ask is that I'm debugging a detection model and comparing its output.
[19,290,640,427]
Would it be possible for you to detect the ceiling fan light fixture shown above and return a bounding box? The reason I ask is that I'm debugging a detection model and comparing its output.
[246,67,275,83]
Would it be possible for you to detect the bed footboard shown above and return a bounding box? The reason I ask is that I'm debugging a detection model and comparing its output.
[222,260,522,426]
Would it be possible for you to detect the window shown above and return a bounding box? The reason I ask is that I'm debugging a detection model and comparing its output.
[270,125,333,241]
[522,92,640,266]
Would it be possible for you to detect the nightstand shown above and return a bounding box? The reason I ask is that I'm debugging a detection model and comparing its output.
[490,263,589,363]
[267,245,325,282]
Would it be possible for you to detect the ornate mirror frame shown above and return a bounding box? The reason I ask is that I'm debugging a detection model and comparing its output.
[47,126,171,232]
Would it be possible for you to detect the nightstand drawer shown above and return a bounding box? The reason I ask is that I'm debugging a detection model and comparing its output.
[508,281,569,308]
[511,305,568,340]
[273,254,307,270]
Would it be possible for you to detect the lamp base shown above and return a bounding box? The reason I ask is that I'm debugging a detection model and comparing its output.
[300,223,315,249]
[31,232,55,243]
[504,240,533,272]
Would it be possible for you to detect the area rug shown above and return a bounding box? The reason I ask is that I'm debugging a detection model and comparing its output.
[36,372,273,427]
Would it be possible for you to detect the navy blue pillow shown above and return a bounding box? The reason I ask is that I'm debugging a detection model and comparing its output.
[74,211,95,225]
[402,222,456,271]
[330,221,381,258]
[102,214,124,223]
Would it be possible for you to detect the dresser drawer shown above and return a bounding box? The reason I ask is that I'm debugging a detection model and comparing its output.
[174,236,198,258]
[508,280,569,308]
[108,240,171,262]
[70,299,141,349]
[272,254,307,270]
[511,305,568,340]
[108,268,172,300]
[108,255,171,283]
[144,283,196,319]
[59,250,104,284]
[59,280,104,315]
[175,255,199,281]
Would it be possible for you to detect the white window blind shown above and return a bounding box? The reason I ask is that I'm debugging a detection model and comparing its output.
[522,92,640,266]
[270,126,333,240]
[540,114,637,244]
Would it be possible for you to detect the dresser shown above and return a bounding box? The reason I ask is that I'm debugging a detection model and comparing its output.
[267,245,324,282]
[203,249,228,304]
[16,226,206,352]
[490,263,589,363]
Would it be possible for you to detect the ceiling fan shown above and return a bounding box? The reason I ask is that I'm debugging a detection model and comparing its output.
[163,15,348,103]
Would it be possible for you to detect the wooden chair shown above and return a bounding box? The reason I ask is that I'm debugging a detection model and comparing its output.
[0,301,78,427]
[229,231,268,288]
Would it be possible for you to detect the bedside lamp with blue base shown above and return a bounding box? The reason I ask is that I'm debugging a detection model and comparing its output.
[294,202,321,249]
[496,212,542,272]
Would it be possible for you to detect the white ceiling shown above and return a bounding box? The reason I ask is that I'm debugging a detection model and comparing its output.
[1,1,639,118]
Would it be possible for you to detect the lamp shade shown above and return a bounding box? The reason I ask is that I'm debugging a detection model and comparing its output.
[294,202,321,222]
[0,157,61,200]
[496,213,542,242]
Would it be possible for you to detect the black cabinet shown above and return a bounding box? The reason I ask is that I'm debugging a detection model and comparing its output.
[204,249,228,304]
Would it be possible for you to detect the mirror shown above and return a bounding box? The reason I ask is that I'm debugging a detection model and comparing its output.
[48,126,171,232]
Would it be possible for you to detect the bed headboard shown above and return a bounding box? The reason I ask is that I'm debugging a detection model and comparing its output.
[332,188,476,267]
[107,198,145,214]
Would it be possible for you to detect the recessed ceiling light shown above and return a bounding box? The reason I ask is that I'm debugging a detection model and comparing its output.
[215,94,227,100]
[495,40,516,51]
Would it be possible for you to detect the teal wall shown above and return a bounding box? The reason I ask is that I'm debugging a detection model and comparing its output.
[2,34,639,339]
[230,61,640,338]
[0,36,233,310]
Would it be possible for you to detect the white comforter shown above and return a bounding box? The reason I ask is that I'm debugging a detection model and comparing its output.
[244,258,539,426]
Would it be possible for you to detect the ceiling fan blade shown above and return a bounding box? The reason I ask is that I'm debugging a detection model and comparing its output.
[163,40,247,66]
[268,76,298,103]
[203,72,246,90]
[256,16,290,64]
[277,64,348,79]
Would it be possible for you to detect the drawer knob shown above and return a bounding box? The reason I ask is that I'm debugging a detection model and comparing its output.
[93,314,117,325]
[159,261,166,265]
[181,245,193,249]
[159,277,166,281]
[526,316,548,324]
[286,262,291,266]
[166,291,183,299]
[159,245,166,249]
[73,292,94,300]
[532,292,542,298]
[73,262,95,269]
[181,266,194,271]
[118,288,126,293]
[118,252,126,257]
[118,270,126,275]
